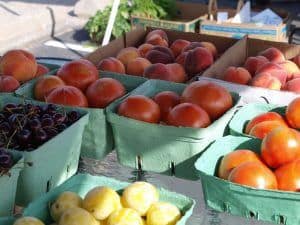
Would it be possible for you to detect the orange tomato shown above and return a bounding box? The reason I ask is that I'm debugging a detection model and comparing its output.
[275,159,300,191]
[286,97,300,129]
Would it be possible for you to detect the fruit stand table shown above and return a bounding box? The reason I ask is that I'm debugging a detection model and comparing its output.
[37,58,274,225]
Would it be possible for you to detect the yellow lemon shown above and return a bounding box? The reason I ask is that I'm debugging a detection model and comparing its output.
[121,182,159,216]
[107,208,143,225]
[13,217,45,225]
[83,186,121,220]
[146,202,181,225]
[59,207,100,225]
[50,191,83,222]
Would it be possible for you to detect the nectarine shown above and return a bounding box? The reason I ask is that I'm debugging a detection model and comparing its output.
[251,72,282,90]
[170,39,190,58]
[0,75,20,92]
[244,56,269,76]
[97,57,125,74]
[35,64,50,77]
[126,57,151,76]
[34,76,65,101]
[116,47,140,66]
[138,43,154,58]
[222,66,251,85]
[259,47,285,63]
[146,46,174,64]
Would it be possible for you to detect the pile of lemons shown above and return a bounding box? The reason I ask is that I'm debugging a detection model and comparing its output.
[14,181,182,225]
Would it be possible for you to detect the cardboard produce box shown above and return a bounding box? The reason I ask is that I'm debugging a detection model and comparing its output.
[131,1,207,33]
[85,27,239,80]
[200,0,289,42]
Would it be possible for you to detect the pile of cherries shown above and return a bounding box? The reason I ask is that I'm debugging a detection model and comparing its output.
[0,148,13,173]
[0,103,81,152]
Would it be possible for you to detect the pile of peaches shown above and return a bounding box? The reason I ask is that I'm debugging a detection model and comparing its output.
[219,97,300,192]
[97,29,217,83]
[222,47,300,93]
[0,49,50,92]
[117,80,233,128]
[34,59,127,109]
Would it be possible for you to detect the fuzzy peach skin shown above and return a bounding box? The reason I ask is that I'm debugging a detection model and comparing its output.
[0,75,20,92]
[244,56,269,76]
[116,47,140,66]
[222,66,252,85]
[98,57,125,74]
[35,64,50,77]
[259,47,285,63]
[251,72,282,90]
[126,57,151,76]
[170,39,190,58]
[145,29,169,47]
[279,60,300,80]
[0,49,37,82]
[138,43,154,58]
[146,46,174,64]
[34,75,65,101]
[255,62,288,86]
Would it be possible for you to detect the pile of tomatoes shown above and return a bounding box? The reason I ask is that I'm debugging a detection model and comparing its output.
[218,97,300,192]
[117,80,233,128]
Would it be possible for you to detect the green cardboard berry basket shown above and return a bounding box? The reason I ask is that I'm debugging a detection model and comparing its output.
[194,135,300,225]
[229,103,286,138]
[22,173,195,225]
[0,217,15,225]
[106,79,241,180]
[0,95,89,206]
[0,151,23,216]
[15,71,147,160]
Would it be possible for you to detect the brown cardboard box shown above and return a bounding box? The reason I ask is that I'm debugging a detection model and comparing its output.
[85,27,239,80]
[199,36,300,104]
[131,1,207,33]
[200,0,289,42]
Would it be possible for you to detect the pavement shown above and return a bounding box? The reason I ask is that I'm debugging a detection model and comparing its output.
[0,0,299,59]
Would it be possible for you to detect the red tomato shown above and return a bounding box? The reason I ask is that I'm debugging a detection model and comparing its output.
[286,97,300,129]
[261,127,300,168]
[86,78,126,108]
[166,103,211,128]
[245,112,286,134]
[57,59,98,91]
[181,81,232,120]
[218,149,262,180]
[45,85,88,107]
[118,95,160,123]
[153,91,180,122]
[275,159,300,191]
[228,161,278,190]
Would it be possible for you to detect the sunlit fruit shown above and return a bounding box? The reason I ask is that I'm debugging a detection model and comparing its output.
[275,159,300,191]
[121,181,159,216]
[34,76,65,101]
[86,78,126,108]
[50,191,83,222]
[45,86,88,107]
[286,97,300,129]
[13,217,45,225]
[166,103,211,128]
[248,120,287,139]
[118,95,161,123]
[57,59,98,91]
[218,149,262,180]
[107,208,143,225]
[228,161,277,189]
[59,207,100,225]
[146,202,181,225]
[181,81,233,120]
[83,186,121,220]
[261,127,300,168]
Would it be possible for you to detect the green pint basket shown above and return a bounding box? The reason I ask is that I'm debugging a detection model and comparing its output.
[107,79,241,180]
[0,217,15,225]
[229,103,286,138]
[15,71,147,160]
[23,173,195,225]
[195,135,300,225]
[0,151,23,216]
[0,95,89,206]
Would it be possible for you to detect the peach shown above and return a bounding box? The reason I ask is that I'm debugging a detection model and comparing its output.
[200,42,218,59]
[222,66,252,85]
[279,60,300,80]
[292,72,300,80]
[116,47,140,66]
[170,39,190,58]
[255,62,288,85]
[175,52,188,67]
[184,47,214,75]
[245,111,286,134]
[250,72,282,90]
[126,57,151,76]
[0,75,20,92]
[97,57,125,74]
[143,63,187,83]
[57,59,98,91]
[182,42,203,52]
[138,43,154,58]
[145,29,169,47]
[284,78,300,93]
[249,120,287,139]
[35,64,50,77]
[34,75,65,101]
[244,56,269,76]
[292,55,300,67]
[259,47,285,63]
[0,49,37,82]
[146,46,174,64]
